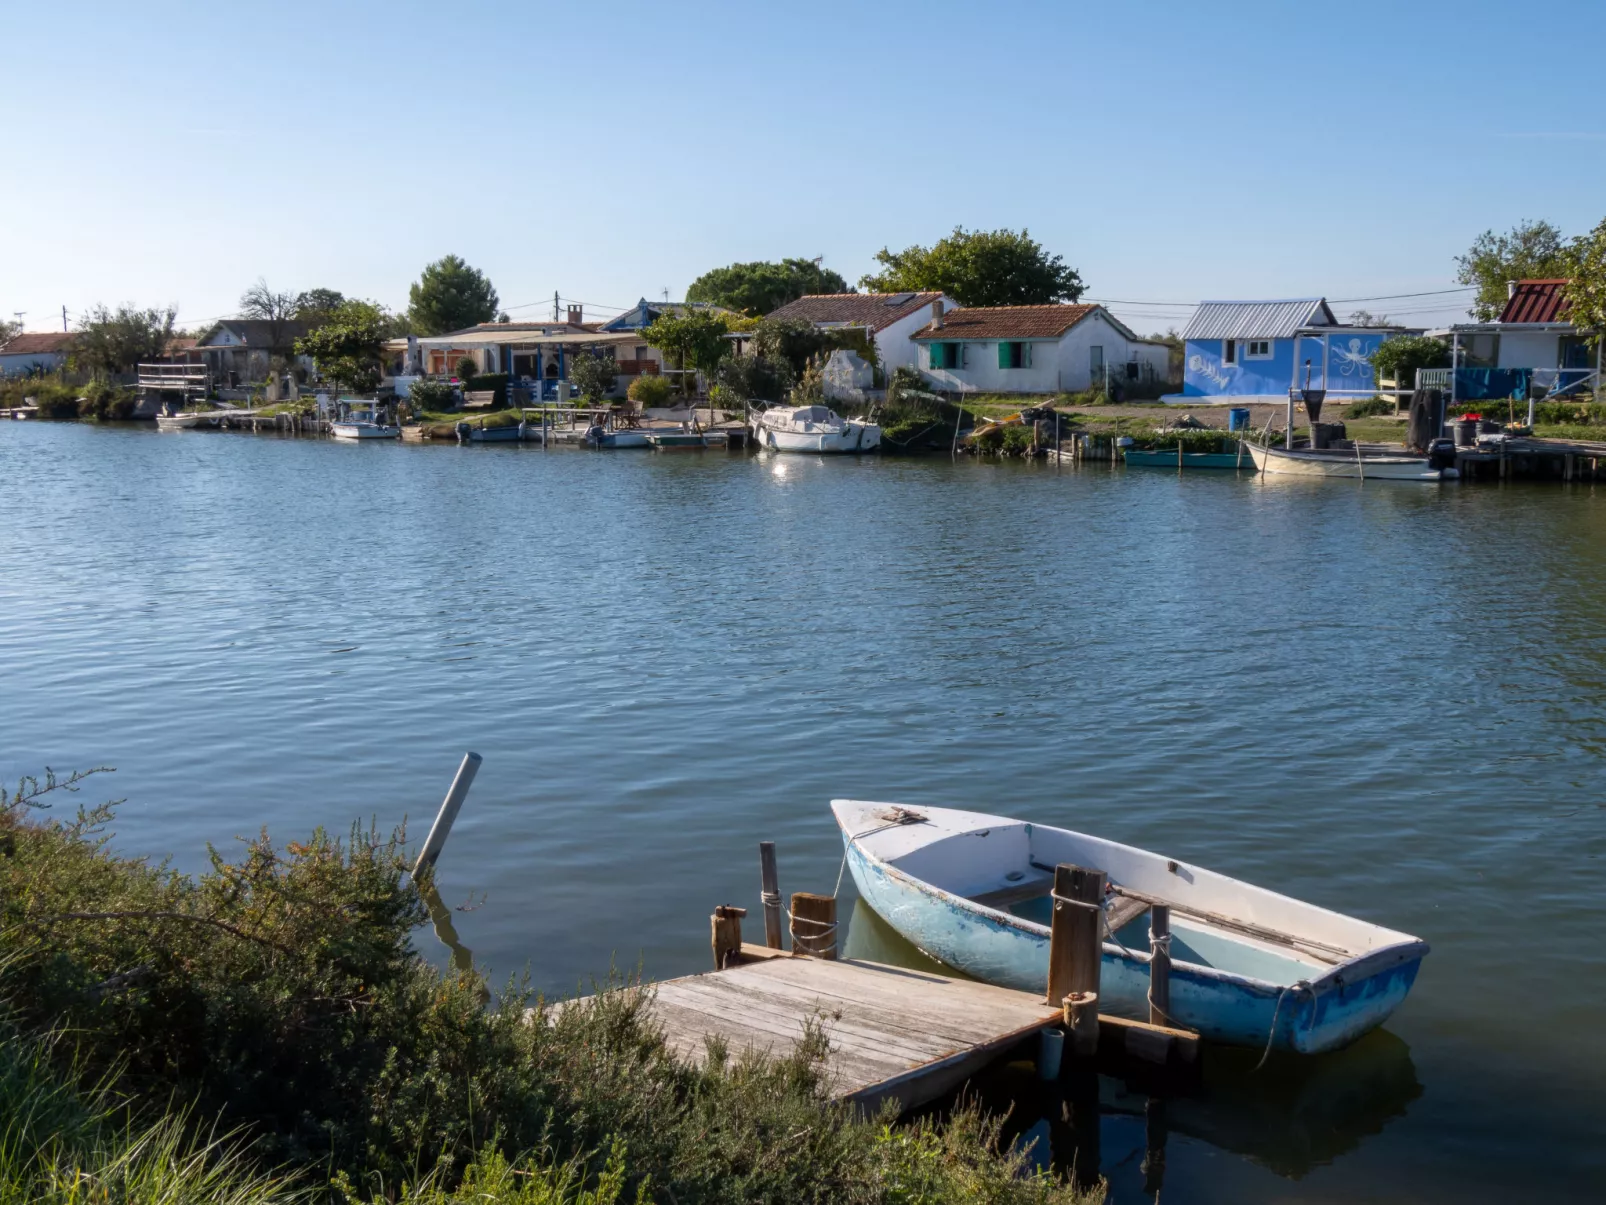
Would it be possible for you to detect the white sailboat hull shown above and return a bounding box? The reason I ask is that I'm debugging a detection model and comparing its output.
[834,800,1427,1054]
[757,424,881,453]
[1245,442,1452,481]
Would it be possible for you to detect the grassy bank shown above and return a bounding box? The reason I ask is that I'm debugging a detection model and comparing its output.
[0,770,1099,1204]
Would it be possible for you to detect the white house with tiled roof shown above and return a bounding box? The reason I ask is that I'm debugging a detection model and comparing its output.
[765,292,958,374]
[0,331,75,377]
[911,304,1170,394]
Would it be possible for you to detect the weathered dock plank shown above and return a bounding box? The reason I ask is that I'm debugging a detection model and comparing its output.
[638,947,1063,1113]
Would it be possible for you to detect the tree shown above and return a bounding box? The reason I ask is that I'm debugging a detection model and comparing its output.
[70,304,177,377]
[713,352,792,403]
[1369,335,1450,389]
[1560,216,1606,342]
[239,278,299,348]
[570,350,618,402]
[685,258,849,315]
[1346,310,1391,327]
[859,227,1084,307]
[1455,220,1568,320]
[751,317,876,378]
[642,308,734,390]
[407,255,499,335]
[293,288,347,325]
[0,315,19,347]
[295,300,388,395]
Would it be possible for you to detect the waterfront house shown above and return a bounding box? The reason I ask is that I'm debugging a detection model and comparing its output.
[0,331,75,377]
[193,319,313,388]
[765,292,959,374]
[407,314,657,401]
[1429,279,1601,401]
[1176,299,1407,402]
[910,303,1170,395]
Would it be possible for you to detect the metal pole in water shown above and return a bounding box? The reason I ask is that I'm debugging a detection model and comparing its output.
[414,752,483,874]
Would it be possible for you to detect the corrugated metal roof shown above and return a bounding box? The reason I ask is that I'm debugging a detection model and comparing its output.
[1182,299,1336,341]
[1498,279,1571,324]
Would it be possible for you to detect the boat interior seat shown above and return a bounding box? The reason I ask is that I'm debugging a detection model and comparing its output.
[966,872,1053,911]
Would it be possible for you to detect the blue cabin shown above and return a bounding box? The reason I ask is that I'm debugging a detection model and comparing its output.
[1178,298,1400,401]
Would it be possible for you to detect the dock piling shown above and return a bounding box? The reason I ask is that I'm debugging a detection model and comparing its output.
[710,905,746,970]
[758,841,784,949]
[1048,863,1106,1057]
[413,752,482,874]
[790,891,837,959]
[1149,904,1171,1026]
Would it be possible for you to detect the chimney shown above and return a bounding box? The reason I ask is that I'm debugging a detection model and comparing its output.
[1507,281,1518,299]
[931,299,944,328]
[567,304,584,326]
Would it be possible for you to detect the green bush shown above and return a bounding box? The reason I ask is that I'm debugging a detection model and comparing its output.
[568,354,617,403]
[464,373,510,406]
[626,373,674,408]
[1368,335,1448,387]
[1001,424,1036,455]
[455,358,478,380]
[1344,396,1396,418]
[0,772,1100,1204]
[407,378,460,413]
[1145,428,1235,453]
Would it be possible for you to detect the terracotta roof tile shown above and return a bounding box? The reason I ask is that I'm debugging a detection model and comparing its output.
[0,332,75,356]
[911,304,1099,341]
[766,292,947,332]
[1498,279,1571,324]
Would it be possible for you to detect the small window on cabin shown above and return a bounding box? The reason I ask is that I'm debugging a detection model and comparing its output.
[1245,339,1272,360]
[635,345,648,360]
[999,341,1028,369]
[1223,340,1237,365]
[1464,334,1499,368]
[931,342,959,370]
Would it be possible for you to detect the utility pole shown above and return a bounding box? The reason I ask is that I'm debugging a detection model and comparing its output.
[12,312,24,331]
[553,290,560,321]
[62,305,68,332]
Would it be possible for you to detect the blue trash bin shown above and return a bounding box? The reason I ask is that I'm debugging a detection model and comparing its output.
[1228,407,1251,432]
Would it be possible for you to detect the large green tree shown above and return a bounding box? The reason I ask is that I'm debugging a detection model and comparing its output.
[70,304,177,377]
[685,258,849,315]
[406,255,499,335]
[1561,216,1606,342]
[859,227,1084,307]
[295,300,388,395]
[643,308,735,387]
[293,287,347,325]
[1455,220,1568,321]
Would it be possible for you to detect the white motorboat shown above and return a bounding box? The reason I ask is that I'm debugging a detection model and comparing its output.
[155,411,218,431]
[752,404,880,453]
[582,423,652,448]
[1245,441,1456,481]
[331,401,401,440]
[834,799,1428,1054]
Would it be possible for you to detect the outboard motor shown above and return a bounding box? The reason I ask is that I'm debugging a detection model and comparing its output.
[1427,438,1457,471]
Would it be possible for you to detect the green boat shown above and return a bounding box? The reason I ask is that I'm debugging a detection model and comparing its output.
[1124,446,1252,470]
[647,431,709,450]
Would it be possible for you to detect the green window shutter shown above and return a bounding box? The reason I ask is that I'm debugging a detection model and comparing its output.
[998,342,1011,369]
[1024,342,1032,368]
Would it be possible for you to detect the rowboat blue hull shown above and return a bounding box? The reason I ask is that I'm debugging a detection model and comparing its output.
[843,828,1423,1055]
[1124,448,1251,470]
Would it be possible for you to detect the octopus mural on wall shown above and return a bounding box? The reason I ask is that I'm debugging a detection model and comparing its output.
[1330,335,1381,381]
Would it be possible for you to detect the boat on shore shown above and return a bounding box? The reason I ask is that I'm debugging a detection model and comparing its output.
[1245,441,1455,481]
[752,404,880,453]
[833,799,1428,1054]
[456,420,525,443]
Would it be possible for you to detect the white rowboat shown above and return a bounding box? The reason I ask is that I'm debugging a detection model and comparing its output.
[834,799,1428,1054]
[1245,442,1455,481]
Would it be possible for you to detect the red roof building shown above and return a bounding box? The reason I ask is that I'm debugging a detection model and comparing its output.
[1497,279,1571,325]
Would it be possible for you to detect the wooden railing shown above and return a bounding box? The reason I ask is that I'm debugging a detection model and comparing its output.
[137,363,210,392]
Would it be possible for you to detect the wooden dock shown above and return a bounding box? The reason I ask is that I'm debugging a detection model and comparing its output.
[649,943,1064,1113]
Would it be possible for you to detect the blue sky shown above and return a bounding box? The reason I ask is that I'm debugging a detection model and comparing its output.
[4,0,1604,335]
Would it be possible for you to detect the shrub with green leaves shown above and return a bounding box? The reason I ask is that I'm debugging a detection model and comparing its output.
[1344,396,1396,418]
[0,770,1103,1203]
[407,377,460,413]
[625,373,674,408]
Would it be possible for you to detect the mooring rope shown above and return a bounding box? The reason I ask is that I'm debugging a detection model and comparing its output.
[1253,979,1313,1071]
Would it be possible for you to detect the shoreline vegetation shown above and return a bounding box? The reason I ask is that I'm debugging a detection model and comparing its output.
[0,770,1101,1204]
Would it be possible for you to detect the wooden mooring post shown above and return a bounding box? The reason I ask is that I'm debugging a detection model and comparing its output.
[710,905,746,970]
[758,841,784,949]
[790,891,837,958]
[1048,863,1105,1058]
[1149,904,1171,1027]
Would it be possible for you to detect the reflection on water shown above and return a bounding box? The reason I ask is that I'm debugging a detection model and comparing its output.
[849,898,1421,1192]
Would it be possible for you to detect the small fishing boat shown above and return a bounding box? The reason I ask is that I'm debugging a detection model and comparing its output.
[1124,446,1251,470]
[647,429,709,450]
[834,799,1427,1054]
[582,423,652,448]
[331,401,400,440]
[155,410,218,431]
[752,404,880,453]
[456,420,525,443]
[1245,441,1455,481]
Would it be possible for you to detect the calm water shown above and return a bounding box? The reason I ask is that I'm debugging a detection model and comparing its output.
[2,422,1602,1202]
